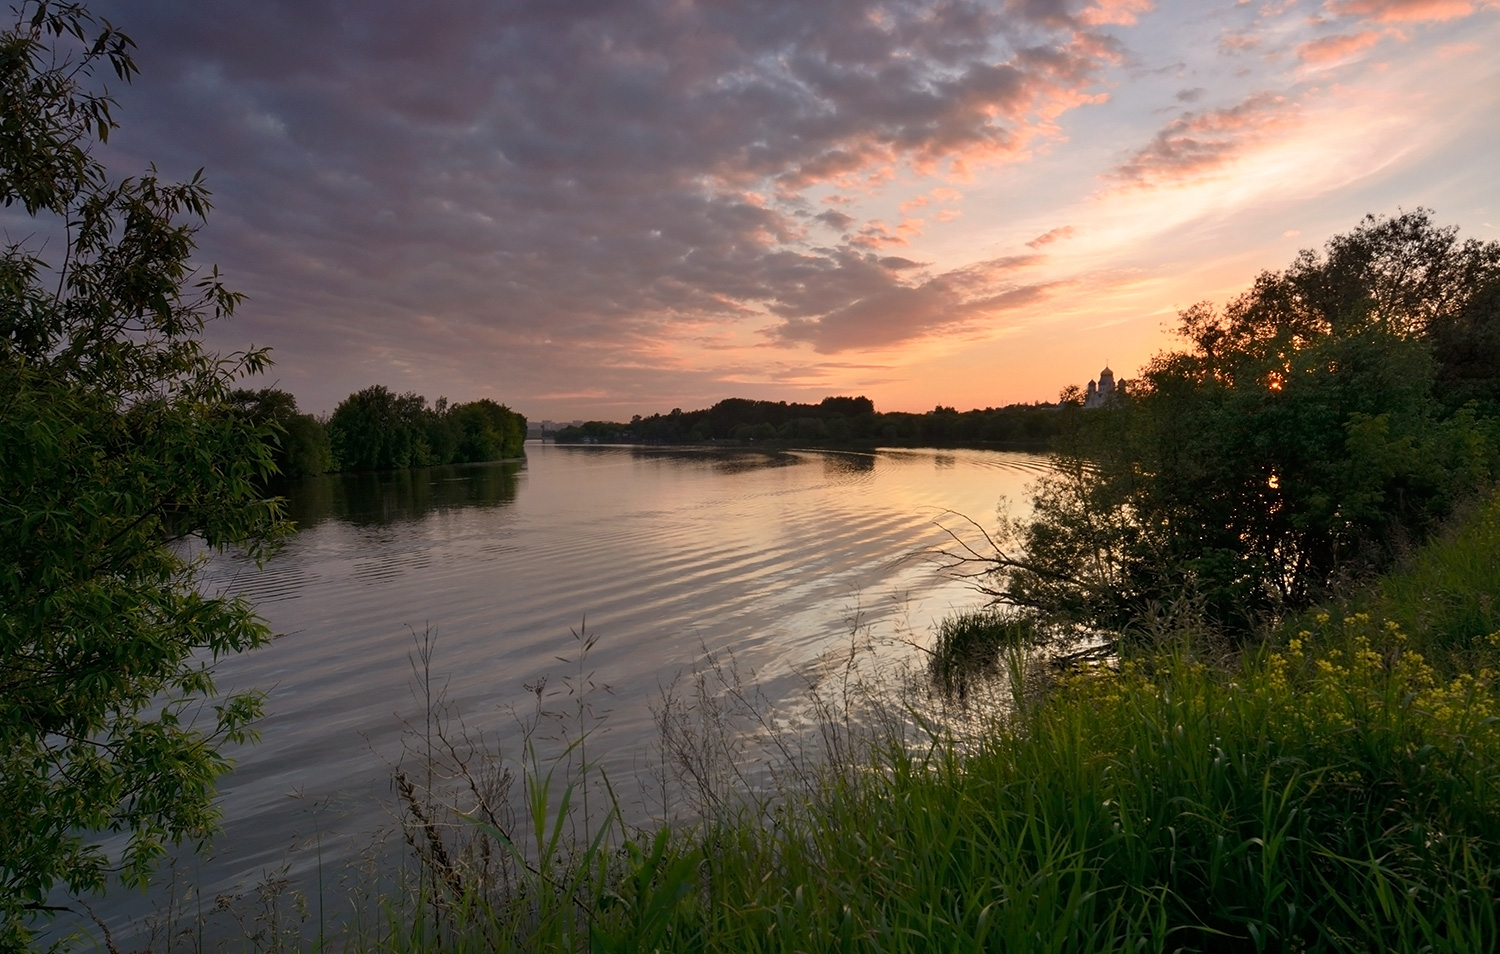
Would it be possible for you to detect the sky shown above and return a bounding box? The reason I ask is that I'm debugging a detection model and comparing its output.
[86,0,1500,421]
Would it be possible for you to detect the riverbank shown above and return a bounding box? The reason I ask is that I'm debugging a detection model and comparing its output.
[267,488,1500,953]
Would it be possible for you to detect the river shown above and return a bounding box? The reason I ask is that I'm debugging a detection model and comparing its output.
[64,442,1051,944]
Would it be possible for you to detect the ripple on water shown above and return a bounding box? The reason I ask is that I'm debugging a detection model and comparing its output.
[86,445,1049,941]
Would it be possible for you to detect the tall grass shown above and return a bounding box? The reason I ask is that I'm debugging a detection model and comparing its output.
[355,620,1500,950]
[926,609,1034,701]
[1342,493,1500,674]
[560,613,1495,952]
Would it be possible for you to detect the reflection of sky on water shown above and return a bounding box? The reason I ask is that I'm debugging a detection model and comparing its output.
[67,443,1050,945]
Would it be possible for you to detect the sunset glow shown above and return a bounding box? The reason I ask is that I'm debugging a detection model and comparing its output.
[90,0,1500,420]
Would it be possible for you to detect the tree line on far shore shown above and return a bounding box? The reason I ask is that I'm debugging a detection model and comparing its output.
[554,394,1072,446]
[231,385,526,478]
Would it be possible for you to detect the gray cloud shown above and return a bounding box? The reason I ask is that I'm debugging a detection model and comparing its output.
[767,253,1050,352]
[93,0,1125,414]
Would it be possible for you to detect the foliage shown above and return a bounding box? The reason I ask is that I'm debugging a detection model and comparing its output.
[327,386,526,472]
[328,384,434,471]
[450,398,526,463]
[1313,490,1500,677]
[982,212,1500,643]
[0,2,286,946]
[554,394,1065,446]
[229,387,333,478]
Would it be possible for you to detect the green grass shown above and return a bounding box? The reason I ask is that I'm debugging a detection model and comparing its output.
[1352,494,1500,674]
[578,619,1498,952]
[927,608,1034,700]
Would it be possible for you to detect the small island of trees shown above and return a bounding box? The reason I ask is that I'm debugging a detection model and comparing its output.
[230,385,526,477]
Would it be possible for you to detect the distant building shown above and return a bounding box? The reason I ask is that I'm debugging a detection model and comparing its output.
[1083,365,1126,408]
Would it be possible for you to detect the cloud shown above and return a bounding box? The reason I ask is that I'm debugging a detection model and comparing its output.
[1217,28,1262,54]
[816,210,857,231]
[1076,0,1156,26]
[1297,30,1383,62]
[1027,225,1078,248]
[89,0,1128,412]
[766,253,1047,353]
[1325,0,1479,22]
[1105,92,1299,188]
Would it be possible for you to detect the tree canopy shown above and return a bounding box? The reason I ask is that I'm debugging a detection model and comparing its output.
[974,211,1500,645]
[554,394,1063,446]
[229,387,334,478]
[0,3,286,945]
[326,386,526,472]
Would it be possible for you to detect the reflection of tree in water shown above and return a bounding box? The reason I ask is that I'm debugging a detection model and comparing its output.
[274,461,522,530]
[625,446,802,475]
[822,451,876,484]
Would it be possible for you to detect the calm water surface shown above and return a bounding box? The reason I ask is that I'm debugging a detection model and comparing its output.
[90,443,1051,935]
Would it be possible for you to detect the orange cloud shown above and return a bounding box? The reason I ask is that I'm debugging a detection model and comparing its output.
[1325,0,1477,21]
[1297,30,1381,62]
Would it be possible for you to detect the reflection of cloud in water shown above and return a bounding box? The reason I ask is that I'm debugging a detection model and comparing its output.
[353,555,407,587]
[220,562,322,605]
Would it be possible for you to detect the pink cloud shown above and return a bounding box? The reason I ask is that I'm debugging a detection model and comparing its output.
[1106,92,1299,188]
[1077,0,1156,26]
[849,220,910,249]
[768,254,1047,353]
[1297,30,1382,62]
[1026,225,1078,248]
[1325,0,1477,21]
[1218,28,1263,54]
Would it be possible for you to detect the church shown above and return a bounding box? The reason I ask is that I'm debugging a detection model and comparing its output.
[1084,365,1124,408]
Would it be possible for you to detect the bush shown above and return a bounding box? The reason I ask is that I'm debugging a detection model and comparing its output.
[989,212,1500,645]
[1,4,286,945]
